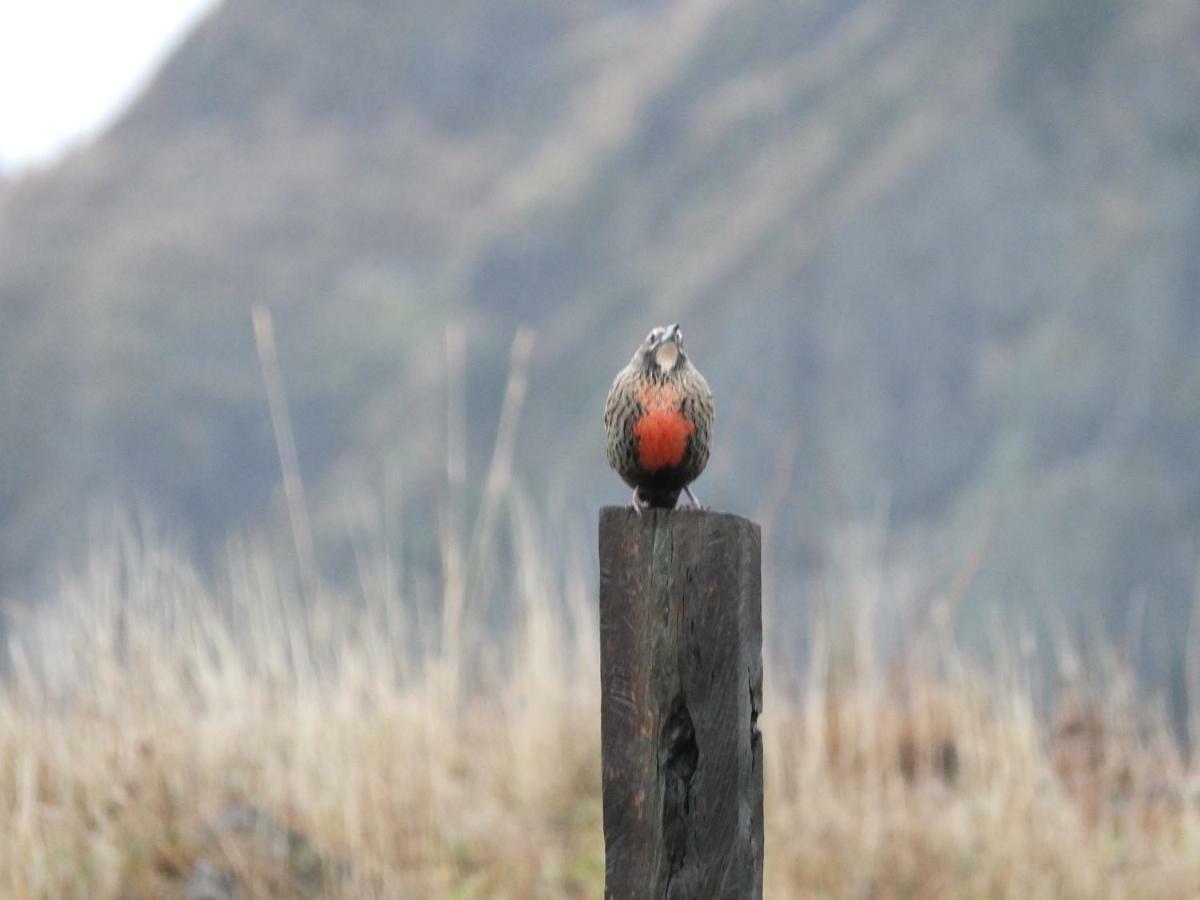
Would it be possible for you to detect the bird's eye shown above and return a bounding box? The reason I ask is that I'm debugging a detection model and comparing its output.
[647,330,658,344]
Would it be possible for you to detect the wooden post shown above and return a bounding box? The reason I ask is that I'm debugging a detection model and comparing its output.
[599,507,763,900]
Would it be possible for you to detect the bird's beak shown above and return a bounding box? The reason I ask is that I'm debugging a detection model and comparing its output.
[652,323,682,370]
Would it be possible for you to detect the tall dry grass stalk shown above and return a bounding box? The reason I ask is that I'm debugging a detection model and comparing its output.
[252,305,319,602]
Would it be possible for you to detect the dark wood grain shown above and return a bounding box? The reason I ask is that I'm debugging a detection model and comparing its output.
[599,507,763,900]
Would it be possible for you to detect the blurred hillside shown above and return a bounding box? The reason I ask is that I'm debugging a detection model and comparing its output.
[1,1,1199,693]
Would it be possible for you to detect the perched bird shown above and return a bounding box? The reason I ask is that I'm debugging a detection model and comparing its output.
[604,323,714,510]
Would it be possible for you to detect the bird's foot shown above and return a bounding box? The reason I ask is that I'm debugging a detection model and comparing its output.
[683,485,705,510]
[630,487,648,516]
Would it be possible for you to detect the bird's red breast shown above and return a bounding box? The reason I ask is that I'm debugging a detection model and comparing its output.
[633,383,695,471]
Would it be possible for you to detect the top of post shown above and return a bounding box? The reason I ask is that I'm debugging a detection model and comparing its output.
[599,505,760,536]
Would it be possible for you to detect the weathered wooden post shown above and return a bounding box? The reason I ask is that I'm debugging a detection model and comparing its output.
[599,507,763,899]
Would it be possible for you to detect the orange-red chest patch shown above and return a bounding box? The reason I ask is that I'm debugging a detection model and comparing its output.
[633,383,695,471]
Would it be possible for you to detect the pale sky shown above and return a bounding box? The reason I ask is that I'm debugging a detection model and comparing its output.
[0,0,222,173]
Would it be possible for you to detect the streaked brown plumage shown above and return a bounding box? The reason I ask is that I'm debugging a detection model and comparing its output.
[604,323,714,509]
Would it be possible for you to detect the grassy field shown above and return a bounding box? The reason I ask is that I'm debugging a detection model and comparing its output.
[1,511,1199,899]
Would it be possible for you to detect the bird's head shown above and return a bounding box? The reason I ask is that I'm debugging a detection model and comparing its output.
[633,323,688,375]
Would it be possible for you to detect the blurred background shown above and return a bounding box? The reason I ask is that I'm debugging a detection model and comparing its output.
[1,0,1199,725]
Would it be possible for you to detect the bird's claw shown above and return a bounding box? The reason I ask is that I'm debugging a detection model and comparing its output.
[683,485,705,510]
[630,487,648,516]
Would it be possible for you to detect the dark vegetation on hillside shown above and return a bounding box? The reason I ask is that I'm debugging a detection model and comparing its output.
[1,0,1198,710]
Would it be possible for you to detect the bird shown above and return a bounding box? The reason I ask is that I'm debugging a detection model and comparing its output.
[604,323,714,511]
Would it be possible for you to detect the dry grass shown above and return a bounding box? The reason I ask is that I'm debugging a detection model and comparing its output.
[1,510,1199,899]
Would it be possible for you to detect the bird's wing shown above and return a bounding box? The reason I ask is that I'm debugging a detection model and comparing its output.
[604,367,640,476]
